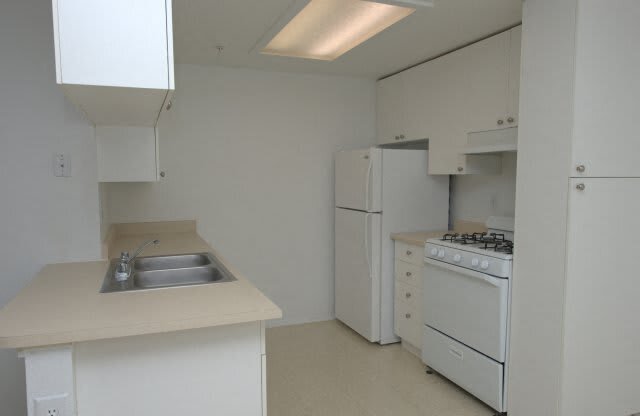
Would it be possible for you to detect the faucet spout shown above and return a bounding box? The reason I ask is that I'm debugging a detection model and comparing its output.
[114,239,160,282]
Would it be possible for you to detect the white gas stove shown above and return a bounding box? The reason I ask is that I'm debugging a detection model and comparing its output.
[421,216,514,413]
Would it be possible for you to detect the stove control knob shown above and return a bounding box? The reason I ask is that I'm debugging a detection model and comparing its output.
[453,254,462,263]
[430,248,438,257]
[437,250,445,258]
[471,258,480,267]
[480,260,490,270]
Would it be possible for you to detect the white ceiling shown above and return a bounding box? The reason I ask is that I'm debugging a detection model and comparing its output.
[172,0,522,79]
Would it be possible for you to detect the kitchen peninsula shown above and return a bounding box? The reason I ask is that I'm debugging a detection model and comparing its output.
[0,221,281,416]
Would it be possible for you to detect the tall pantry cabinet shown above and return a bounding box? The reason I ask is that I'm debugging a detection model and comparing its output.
[509,1,640,415]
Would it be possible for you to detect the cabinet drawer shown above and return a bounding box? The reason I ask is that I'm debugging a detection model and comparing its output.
[422,326,504,412]
[395,280,421,310]
[395,300,422,349]
[395,242,423,266]
[395,260,422,289]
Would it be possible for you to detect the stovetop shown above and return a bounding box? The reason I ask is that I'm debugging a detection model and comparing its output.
[440,232,514,255]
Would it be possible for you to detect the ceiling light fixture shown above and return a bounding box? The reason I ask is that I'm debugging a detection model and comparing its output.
[257,0,433,61]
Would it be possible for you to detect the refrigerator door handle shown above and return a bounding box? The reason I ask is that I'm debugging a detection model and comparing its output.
[365,213,372,280]
[364,155,372,212]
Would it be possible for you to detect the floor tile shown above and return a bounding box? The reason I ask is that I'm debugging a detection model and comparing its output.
[266,320,495,416]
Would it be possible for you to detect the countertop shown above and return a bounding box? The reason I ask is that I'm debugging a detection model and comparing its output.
[391,231,450,246]
[390,221,488,246]
[0,223,282,349]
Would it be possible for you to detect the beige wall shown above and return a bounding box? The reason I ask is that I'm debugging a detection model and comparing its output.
[0,0,102,413]
[104,64,376,326]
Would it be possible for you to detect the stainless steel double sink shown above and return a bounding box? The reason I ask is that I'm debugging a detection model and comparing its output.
[100,252,236,293]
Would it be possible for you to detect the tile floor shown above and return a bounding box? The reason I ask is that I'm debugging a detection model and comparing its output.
[266,320,495,416]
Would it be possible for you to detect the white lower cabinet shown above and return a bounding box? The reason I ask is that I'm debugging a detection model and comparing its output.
[22,322,267,416]
[393,241,424,351]
[560,178,640,415]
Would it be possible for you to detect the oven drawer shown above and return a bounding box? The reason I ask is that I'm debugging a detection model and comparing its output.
[422,326,504,412]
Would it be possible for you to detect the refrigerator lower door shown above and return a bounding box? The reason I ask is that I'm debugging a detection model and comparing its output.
[335,208,381,342]
[335,148,382,212]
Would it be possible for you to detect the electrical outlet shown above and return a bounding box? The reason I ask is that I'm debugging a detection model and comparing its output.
[34,394,67,416]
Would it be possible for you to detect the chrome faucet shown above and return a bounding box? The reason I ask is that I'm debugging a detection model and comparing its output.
[114,239,160,282]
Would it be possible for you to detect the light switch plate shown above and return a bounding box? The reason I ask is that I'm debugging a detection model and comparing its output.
[53,153,71,177]
[34,394,67,416]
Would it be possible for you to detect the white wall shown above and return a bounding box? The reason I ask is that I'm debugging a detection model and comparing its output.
[104,64,376,326]
[0,0,102,413]
[451,152,517,223]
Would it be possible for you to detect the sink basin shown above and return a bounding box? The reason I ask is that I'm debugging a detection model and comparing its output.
[100,252,236,293]
[134,253,211,271]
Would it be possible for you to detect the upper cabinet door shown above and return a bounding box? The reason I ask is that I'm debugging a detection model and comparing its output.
[55,0,170,89]
[507,26,522,126]
[52,0,174,126]
[572,0,640,177]
[461,31,510,134]
[376,74,406,145]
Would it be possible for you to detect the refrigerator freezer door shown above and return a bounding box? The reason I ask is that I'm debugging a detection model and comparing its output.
[335,208,381,342]
[335,148,382,212]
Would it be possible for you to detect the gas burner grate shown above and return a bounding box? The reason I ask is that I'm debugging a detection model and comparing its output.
[440,232,514,254]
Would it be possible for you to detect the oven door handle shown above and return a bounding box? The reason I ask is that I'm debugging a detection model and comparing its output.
[424,257,505,288]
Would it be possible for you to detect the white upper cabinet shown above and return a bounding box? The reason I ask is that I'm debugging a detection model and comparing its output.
[376,74,407,145]
[572,0,640,177]
[461,31,510,133]
[52,0,174,126]
[376,26,521,174]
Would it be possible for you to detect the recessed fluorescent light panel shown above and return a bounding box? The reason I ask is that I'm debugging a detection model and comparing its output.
[261,0,417,61]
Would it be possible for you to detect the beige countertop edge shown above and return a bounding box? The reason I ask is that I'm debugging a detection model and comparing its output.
[0,308,282,350]
[390,230,450,246]
[0,222,282,349]
[391,221,488,246]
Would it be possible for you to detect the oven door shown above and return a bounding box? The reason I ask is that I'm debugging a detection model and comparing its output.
[423,257,509,362]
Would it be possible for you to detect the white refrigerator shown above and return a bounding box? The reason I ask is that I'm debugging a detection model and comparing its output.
[334,148,449,344]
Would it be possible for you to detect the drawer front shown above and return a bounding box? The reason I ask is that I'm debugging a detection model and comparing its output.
[422,326,504,412]
[395,242,422,266]
[395,300,422,349]
[395,260,422,289]
[395,280,420,310]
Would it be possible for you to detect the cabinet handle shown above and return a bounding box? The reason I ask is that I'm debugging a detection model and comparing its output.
[576,165,585,173]
[406,250,412,256]
[406,271,412,277]
[457,167,464,172]
[405,292,411,299]
[576,183,586,191]
[497,119,504,125]
[507,117,515,123]
[405,313,411,319]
